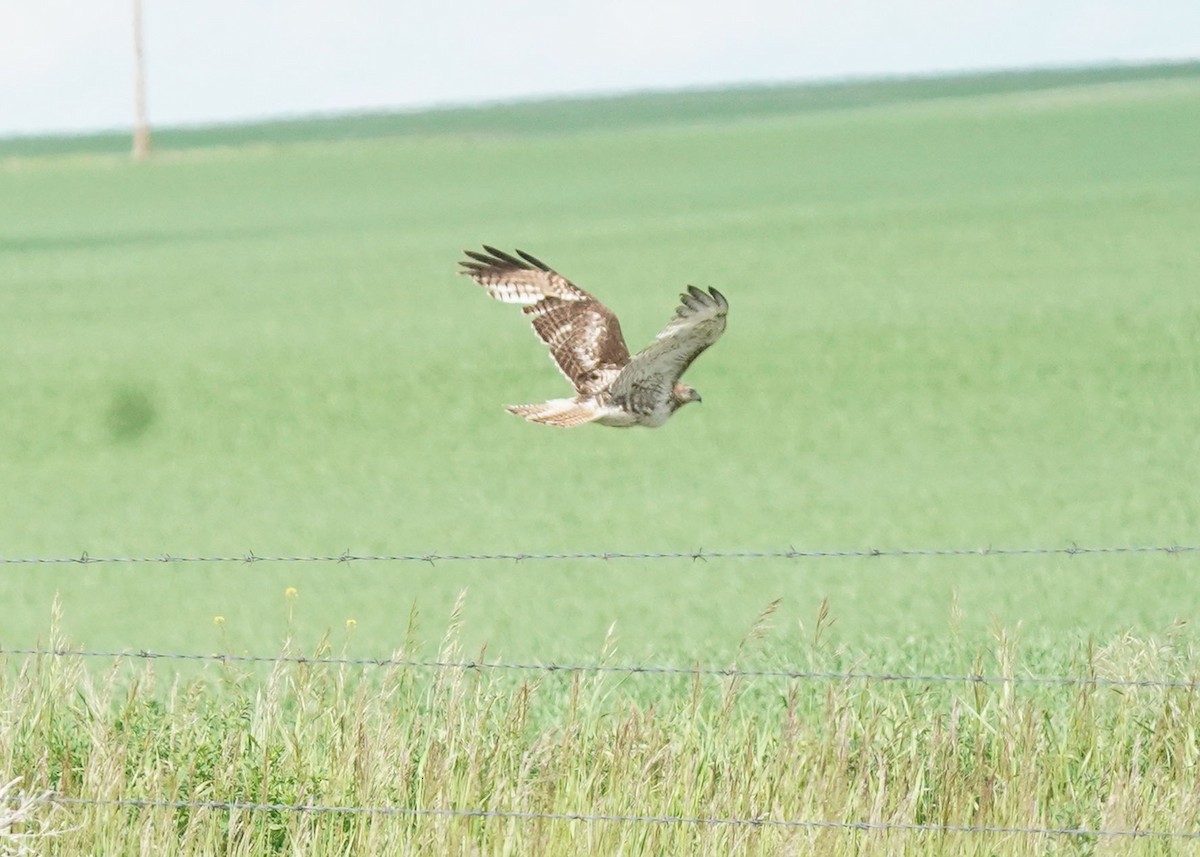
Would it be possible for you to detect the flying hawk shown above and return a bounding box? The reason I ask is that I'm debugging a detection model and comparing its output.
[459,246,729,428]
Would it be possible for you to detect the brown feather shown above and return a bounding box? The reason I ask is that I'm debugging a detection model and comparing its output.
[506,400,602,427]
[459,247,631,395]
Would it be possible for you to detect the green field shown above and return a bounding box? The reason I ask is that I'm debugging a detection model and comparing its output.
[2,65,1200,852]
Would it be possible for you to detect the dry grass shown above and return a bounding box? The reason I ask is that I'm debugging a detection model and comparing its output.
[4,601,1200,856]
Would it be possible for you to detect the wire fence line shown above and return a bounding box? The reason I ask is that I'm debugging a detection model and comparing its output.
[1,542,1197,566]
[13,793,1200,840]
[5,541,1194,688]
[6,545,1196,844]
[3,645,1197,690]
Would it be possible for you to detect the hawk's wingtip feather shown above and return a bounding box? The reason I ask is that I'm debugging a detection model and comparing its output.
[485,246,527,268]
[515,249,550,271]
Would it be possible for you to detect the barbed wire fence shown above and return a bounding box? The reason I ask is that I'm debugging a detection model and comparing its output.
[4,540,1199,843]
[6,539,1197,689]
[2,541,1197,565]
[3,644,1199,690]
[7,793,1200,841]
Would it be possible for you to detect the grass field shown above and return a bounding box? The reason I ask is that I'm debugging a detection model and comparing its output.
[2,65,1200,852]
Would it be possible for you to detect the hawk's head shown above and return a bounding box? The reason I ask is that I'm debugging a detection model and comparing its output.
[673,383,702,407]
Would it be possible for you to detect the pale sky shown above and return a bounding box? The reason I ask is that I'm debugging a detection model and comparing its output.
[1,0,1198,137]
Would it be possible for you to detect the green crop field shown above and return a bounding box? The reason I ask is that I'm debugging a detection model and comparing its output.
[2,65,1199,853]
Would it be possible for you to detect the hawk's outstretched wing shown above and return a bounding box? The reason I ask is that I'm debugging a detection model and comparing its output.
[459,246,631,396]
[608,286,728,405]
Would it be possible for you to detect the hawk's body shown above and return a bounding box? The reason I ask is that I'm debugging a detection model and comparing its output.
[459,246,729,428]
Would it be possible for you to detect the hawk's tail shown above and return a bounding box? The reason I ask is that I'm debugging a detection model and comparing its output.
[506,398,600,428]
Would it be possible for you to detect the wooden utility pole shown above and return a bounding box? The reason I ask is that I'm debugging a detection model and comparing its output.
[131,0,151,160]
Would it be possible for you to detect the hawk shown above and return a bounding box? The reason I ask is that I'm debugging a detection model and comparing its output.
[459,245,729,428]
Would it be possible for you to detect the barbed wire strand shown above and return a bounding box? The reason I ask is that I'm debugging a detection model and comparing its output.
[2,645,1197,690]
[1,543,1197,566]
[16,794,1199,839]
